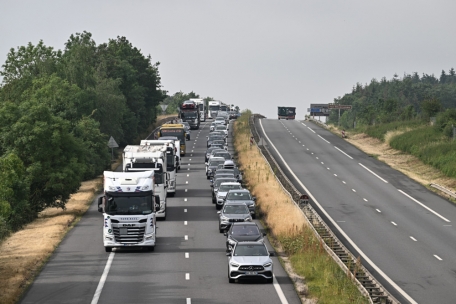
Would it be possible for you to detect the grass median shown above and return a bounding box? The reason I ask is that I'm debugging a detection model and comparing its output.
[233,111,369,303]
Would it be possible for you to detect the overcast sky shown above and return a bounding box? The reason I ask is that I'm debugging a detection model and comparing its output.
[1,1,455,118]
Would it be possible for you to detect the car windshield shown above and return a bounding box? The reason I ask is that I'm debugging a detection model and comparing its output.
[215,178,235,187]
[216,125,226,130]
[223,205,249,214]
[234,244,268,256]
[214,152,231,159]
[231,225,260,236]
[226,192,251,200]
[105,195,153,215]
[209,160,225,167]
[219,184,242,192]
[215,117,225,121]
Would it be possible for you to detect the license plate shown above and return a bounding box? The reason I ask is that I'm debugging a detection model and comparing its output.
[245,271,257,275]
[123,243,133,246]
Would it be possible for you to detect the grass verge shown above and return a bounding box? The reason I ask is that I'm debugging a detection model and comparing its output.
[234,111,369,303]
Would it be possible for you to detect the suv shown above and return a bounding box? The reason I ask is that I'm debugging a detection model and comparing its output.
[224,189,256,218]
[218,202,252,233]
[215,182,243,209]
[224,222,265,252]
[211,177,237,204]
[227,241,273,283]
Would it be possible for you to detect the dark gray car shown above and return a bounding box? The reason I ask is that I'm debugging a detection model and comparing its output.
[218,202,252,233]
[224,222,265,252]
[224,189,256,219]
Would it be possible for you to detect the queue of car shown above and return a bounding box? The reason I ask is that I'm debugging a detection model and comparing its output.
[204,112,274,284]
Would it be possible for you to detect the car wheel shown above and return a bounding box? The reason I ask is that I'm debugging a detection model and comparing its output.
[105,247,112,253]
[207,175,210,180]
[252,214,256,219]
[229,278,235,283]
[266,278,273,284]
[219,228,224,233]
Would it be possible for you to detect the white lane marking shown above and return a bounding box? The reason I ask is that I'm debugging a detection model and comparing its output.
[188,163,190,166]
[342,181,346,184]
[311,152,314,155]
[376,209,381,213]
[191,154,193,156]
[306,148,309,150]
[434,255,442,261]
[302,145,305,146]
[258,119,418,304]
[334,174,337,177]
[184,209,187,212]
[186,273,190,280]
[186,181,188,184]
[185,189,188,192]
[184,235,188,240]
[364,198,368,202]
[307,127,316,133]
[410,236,417,241]
[299,141,301,143]
[391,222,397,226]
[318,135,330,143]
[321,162,324,165]
[187,168,190,170]
[398,190,451,222]
[327,168,330,170]
[334,146,353,159]
[316,157,319,159]
[184,198,187,202]
[185,252,189,258]
[184,221,187,225]
[187,174,189,177]
[272,274,289,304]
[191,150,194,152]
[352,189,356,192]
[189,159,192,161]
[91,252,115,304]
[359,163,388,183]
[187,298,191,304]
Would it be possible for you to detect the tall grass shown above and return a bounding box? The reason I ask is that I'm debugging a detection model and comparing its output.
[390,126,456,178]
[234,112,368,303]
[357,120,424,141]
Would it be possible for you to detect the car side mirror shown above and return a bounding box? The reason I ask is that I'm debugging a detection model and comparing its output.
[97,197,104,213]
[263,233,266,237]
[269,251,275,256]
[252,197,256,201]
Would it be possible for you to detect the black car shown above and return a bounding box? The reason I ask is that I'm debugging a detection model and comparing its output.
[224,222,265,252]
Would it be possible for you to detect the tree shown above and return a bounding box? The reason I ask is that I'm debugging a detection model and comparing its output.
[421,98,442,118]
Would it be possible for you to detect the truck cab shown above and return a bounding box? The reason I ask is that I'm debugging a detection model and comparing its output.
[98,171,158,252]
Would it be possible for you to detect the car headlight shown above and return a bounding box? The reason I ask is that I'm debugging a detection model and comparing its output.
[247,203,254,207]
[228,237,236,245]
[230,262,239,267]
[263,262,272,267]
[220,215,229,221]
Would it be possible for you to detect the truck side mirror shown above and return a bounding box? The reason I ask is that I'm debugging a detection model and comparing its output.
[154,195,160,212]
[97,197,104,213]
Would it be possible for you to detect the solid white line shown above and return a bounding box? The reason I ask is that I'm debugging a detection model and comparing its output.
[91,252,115,304]
[391,222,397,226]
[376,209,381,213]
[359,163,388,183]
[186,273,190,280]
[258,119,418,304]
[398,190,451,222]
[185,252,189,258]
[272,274,289,304]
[434,255,442,261]
[318,135,330,143]
[410,236,417,242]
[184,221,187,225]
[186,298,191,304]
[184,235,188,240]
[334,146,353,159]
[307,127,316,133]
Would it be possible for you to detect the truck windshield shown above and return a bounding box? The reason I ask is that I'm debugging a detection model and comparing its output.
[182,112,197,119]
[161,129,185,142]
[105,194,153,215]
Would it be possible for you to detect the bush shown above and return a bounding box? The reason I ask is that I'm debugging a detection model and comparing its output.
[0,216,9,242]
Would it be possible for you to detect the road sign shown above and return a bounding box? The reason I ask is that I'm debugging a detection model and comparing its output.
[328,104,352,110]
[299,194,309,206]
[309,104,330,116]
[107,136,119,148]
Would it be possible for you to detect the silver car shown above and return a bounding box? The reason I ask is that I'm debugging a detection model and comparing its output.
[216,182,242,209]
[227,241,273,283]
[224,189,256,218]
[218,202,252,233]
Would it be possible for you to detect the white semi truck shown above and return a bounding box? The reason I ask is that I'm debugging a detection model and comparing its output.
[123,145,169,219]
[140,140,177,197]
[98,171,159,252]
[190,98,206,122]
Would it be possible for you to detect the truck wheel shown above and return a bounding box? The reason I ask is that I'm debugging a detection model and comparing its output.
[105,247,112,253]
[147,246,155,252]
[168,192,175,197]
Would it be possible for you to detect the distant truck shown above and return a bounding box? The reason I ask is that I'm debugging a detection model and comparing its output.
[123,145,169,219]
[140,140,177,196]
[278,107,296,120]
[157,124,188,156]
[180,100,200,129]
[190,98,206,122]
[98,171,159,252]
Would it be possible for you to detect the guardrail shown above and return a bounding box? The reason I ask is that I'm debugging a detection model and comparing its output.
[249,115,399,304]
[430,183,456,199]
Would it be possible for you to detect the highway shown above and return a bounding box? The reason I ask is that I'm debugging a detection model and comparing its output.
[256,118,456,304]
[19,121,301,304]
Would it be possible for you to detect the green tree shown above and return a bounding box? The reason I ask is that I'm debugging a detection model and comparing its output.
[421,98,442,119]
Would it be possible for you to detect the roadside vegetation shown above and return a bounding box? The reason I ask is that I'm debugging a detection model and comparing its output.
[234,111,369,303]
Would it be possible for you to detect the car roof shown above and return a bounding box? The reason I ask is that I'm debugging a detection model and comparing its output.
[219,182,241,186]
[209,157,225,161]
[231,222,258,227]
[224,201,249,206]
[227,189,250,194]
[224,160,235,165]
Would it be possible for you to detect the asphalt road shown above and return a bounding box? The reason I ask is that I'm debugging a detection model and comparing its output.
[256,118,456,304]
[19,120,301,304]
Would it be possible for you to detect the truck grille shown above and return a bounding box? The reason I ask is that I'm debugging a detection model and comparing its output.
[113,226,146,244]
